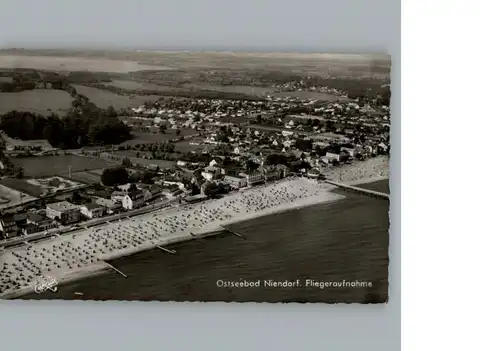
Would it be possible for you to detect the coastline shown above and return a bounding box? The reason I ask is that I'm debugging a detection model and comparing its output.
[1,178,344,299]
[1,153,391,299]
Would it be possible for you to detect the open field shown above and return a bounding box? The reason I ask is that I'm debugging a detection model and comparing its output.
[125,157,176,170]
[0,178,45,197]
[181,83,274,96]
[0,184,36,209]
[0,55,170,73]
[0,132,54,151]
[247,124,314,135]
[26,177,83,194]
[69,170,103,184]
[174,140,217,153]
[118,130,199,146]
[10,155,117,177]
[72,85,163,109]
[273,91,351,102]
[104,80,188,92]
[0,89,73,116]
[111,150,149,158]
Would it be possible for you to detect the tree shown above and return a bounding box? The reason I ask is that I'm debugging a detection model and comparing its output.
[159,125,167,134]
[122,157,132,167]
[295,138,313,152]
[265,153,288,166]
[203,182,219,198]
[140,170,155,184]
[314,145,326,157]
[176,129,181,137]
[101,166,129,186]
[246,160,259,172]
[106,106,118,118]
[14,166,24,179]
[71,191,83,204]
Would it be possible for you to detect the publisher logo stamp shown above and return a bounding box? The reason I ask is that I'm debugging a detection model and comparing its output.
[33,275,58,294]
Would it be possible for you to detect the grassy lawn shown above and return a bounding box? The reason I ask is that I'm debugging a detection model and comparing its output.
[10,155,116,177]
[73,85,163,109]
[0,89,74,116]
[0,178,44,197]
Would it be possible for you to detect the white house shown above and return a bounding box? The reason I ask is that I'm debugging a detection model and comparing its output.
[325,152,341,161]
[122,190,145,210]
[80,203,106,219]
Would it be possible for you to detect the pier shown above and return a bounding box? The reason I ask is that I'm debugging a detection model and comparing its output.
[156,246,177,254]
[221,227,246,239]
[325,180,389,200]
[104,262,128,278]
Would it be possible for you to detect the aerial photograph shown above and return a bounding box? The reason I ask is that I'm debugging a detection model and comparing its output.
[0,49,391,303]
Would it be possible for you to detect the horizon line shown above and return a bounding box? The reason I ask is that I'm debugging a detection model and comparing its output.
[0,45,390,56]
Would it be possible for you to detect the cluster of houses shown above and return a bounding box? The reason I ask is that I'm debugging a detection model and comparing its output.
[123,94,390,152]
[194,158,289,189]
[0,182,173,240]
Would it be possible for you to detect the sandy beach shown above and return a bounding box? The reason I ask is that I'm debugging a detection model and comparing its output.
[0,178,343,298]
[323,156,390,184]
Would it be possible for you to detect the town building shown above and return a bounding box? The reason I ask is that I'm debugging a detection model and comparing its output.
[93,197,122,213]
[239,171,265,186]
[262,166,281,181]
[46,201,80,224]
[111,191,126,203]
[22,213,58,235]
[0,215,19,239]
[223,175,248,189]
[162,184,183,199]
[80,203,106,219]
[183,194,208,204]
[122,190,145,210]
[201,166,222,181]
[144,185,163,202]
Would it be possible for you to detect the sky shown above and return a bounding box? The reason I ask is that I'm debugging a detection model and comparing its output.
[0,0,398,53]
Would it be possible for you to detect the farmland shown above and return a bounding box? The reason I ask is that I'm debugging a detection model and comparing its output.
[0,183,36,209]
[72,85,163,109]
[26,177,83,194]
[118,130,199,146]
[181,84,273,96]
[0,178,45,197]
[174,139,217,153]
[272,91,351,102]
[69,169,104,184]
[0,132,54,151]
[0,55,170,73]
[104,80,188,92]
[9,155,118,177]
[0,89,74,116]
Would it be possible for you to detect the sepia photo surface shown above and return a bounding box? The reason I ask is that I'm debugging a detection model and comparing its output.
[0,49,390,303]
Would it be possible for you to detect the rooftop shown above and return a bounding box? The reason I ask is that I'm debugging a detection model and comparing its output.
[46,201,79,212]
[82,203,102,210]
